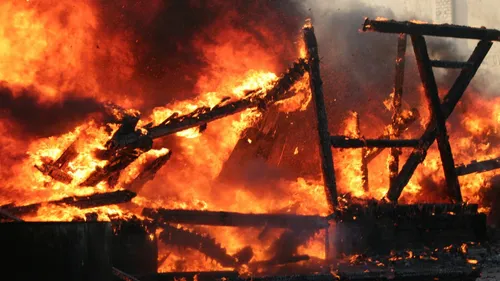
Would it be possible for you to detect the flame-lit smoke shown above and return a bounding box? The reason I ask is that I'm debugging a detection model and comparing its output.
[0,0,499,275]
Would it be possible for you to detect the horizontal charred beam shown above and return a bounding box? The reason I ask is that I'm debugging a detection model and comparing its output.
[362,18,500,41]
[146,60,308,140]
[456,157,500,176]
[430,60,472,68]
[338,203,479,218]
[1,190,136,216]
[0,208,23,221]
[331,136,420,148]
[142,208,328,229]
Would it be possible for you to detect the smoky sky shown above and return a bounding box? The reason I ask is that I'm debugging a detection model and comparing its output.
[95,0,307,110]
[0,86,105,138]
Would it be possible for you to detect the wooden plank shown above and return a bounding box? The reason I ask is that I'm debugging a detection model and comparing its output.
[386,40,493,202]
[456,157,500,176]
[430,60,472,68]
[410,35,462,202]
[303,23,338,209]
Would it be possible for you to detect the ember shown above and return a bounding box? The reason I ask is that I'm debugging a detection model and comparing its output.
[0,1,499,281]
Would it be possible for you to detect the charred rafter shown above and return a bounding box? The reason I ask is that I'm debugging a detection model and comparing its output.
[35,141,78,184]
[303,22,338,209]
[123,151,172,193]
[411,35,462,202]
[0,190,136,216]
[143,208,329,230]
[362,18,500,41]
[456,157,500,176]
[331,137,420,148]
[387,40,493,202]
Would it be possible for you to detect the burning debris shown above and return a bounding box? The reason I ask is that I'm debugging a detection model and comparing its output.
[0,0,499,279]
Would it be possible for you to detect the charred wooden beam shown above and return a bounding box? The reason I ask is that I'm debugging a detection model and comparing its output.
[411,35,462,202]
[0,208,23,221]
[142,208,329,229]
[124,151,172,193]
[1,190,136,216]
[389,34,407,189]
[112,267,142,281]
[338,203,479,217]
[331,137,420,148]
[456,157,500,176]
[387,40,492,202]
[158,223,239,268]
[34,140,78,184]
[138,271,239,281]
[362,18,500,41]
[303,21,338,209]
[430,60,472,68]
[145,60,308,141]
[364,108,420,163]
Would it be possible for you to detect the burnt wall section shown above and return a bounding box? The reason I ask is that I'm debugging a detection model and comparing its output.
[0,222,113,281]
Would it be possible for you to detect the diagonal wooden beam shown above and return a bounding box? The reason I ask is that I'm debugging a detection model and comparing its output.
[410,35,462,202]
[303,23,338,209]
[389,34,408,189]
[386,40,493,202]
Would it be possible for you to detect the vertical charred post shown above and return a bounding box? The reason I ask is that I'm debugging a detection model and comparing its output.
[354,112,369,192]
[303,22,338,210]
[411,35,461,202]
[388,34,407,190]
[387,40,492,202]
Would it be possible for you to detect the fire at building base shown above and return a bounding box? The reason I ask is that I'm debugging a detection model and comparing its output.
[0,1,500,281]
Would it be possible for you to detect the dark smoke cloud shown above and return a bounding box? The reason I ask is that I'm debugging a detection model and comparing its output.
[0,86,105,137]
[96,0,307,111]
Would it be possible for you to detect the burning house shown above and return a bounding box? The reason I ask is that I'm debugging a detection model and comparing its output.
[0,1,499,281]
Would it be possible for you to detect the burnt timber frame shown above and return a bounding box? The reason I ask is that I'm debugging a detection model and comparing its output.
[348,18,499,203]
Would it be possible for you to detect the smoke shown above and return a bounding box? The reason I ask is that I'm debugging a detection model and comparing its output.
[0,86,105,138]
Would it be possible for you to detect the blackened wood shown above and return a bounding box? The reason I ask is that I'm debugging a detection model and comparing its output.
[303,24,338,209]
[112,267,142,281]
[124,151,172,192]
[143,208,329,229]
[354,112,369,192]
[146,60,308,140]
[362,18,500,41]
[430,60,472,68]
[410,35,462,202]
[331,137,420,148]
[389,34,407,189]
[1,190,136,216]
[387,40,492,202]
[456,157,500,176]
[0,222,112,281]
[112,220,158,276]
[364,108,420,163]
[158,223,238,267]
[0,208,23,221]
[338,203,479,218]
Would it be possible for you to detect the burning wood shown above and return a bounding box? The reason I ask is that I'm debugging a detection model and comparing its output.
[362,18,500,41]
[364,108,419,163]
[142,208,329,229]
[389,34,407,189]
[456,157,500,176]
[158,223,242,268]
[0,208,23,222]
[411,34,462,202]
[112,267,142,281]
[0,189,136,216]
[34,140,78,184]
[123,151,172,192]
[303,21,338,209]
[331,137,420,148]
[386,39,493,202]
[109,59,308,149]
